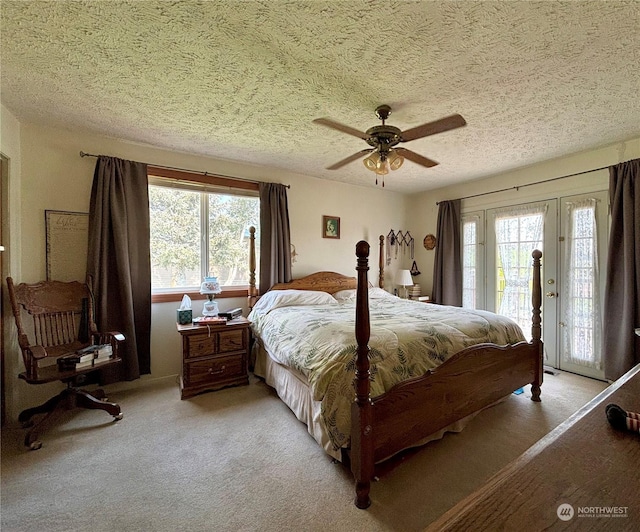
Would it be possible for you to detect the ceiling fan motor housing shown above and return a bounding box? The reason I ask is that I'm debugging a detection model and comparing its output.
[365,125,402,151]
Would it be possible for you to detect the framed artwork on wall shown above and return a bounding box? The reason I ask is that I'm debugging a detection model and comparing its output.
[323,216,340,239]
[45,210,89,281]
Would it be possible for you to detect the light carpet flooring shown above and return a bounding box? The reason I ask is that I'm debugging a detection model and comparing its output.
[1,370,607,532]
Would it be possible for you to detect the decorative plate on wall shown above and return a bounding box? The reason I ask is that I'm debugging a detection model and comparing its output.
[423,234,436,250]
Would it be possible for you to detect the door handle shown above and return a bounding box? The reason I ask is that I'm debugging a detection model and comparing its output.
[546,292,557,298]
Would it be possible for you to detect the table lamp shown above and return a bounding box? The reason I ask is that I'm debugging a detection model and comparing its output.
[200,276,221,316]
[395,269,414,299]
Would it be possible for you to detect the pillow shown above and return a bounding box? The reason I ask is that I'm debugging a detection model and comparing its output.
[251,289,338,314]
[368,287,395,299]
[332,289,357,302]
[332,287,394,302]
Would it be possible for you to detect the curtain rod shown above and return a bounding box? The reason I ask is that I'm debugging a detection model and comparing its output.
[79,151,290,188]
[436,163,613,205]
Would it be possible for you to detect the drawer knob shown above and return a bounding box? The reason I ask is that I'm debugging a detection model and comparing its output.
[208,365,226,375]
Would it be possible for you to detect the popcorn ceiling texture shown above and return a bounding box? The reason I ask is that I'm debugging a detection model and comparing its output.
[1,1,639,193]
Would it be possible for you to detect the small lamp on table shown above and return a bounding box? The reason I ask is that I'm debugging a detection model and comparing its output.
[200,276,221,316]
[395,269,414,299]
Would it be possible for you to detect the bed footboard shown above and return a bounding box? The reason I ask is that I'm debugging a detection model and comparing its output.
[350,243,543,509]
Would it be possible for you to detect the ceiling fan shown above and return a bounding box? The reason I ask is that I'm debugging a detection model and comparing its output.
[313,105,466,184]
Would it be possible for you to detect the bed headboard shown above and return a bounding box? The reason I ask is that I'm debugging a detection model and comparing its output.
[270,271,357,293]
[247,228,386,307]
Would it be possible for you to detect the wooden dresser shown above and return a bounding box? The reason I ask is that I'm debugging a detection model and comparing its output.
[176,317,250,399]
[425,363,640,531]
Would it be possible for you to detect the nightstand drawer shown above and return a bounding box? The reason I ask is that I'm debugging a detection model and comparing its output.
[218,329,246,353]
[184,354,246,387]
[186,335,216,359]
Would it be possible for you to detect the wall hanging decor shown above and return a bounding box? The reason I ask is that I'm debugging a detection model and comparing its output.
[386,229,415,264]
[45,210,89,282]
[323,215,340,239]
[423,234,437,250]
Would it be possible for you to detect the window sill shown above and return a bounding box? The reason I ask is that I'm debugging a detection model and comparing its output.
[152,289,248,304]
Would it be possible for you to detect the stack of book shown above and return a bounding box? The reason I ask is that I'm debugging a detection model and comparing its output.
[408,284,422,300]
[57,344,114,371]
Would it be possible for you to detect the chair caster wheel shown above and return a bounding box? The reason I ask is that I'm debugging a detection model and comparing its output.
[28,440,42,451]
[114,413,123,421]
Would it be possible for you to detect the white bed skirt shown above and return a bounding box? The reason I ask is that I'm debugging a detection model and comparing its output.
[253,340,342,460]
[252,341,493,463]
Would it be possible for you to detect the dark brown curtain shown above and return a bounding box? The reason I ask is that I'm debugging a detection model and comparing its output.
[603,158,640,381]
[87,156,151,380]
[432,199,462,306]
[259,183,291,294]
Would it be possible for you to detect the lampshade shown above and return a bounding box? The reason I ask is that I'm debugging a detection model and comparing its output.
[387,149,404,171]
[363,152,380,171]
[199,276,221,295]
[375,157,389,175]
[395,270,413,287]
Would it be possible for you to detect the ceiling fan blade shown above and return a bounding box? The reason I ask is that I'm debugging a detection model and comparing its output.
[396,148,438,168]
[313,118,369,140]
[326,149,374,170]
[400,114,466,142]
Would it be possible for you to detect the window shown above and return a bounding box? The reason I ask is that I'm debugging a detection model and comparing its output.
[461,211,484,309]
[148,168,259,301]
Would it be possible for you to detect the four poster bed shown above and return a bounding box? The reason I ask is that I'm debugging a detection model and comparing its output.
[247,231,543,509]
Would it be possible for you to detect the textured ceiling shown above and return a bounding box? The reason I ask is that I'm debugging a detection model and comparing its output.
[1,1,639,193]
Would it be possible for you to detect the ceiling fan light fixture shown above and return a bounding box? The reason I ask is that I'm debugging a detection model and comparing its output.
[363,152,380,171]
[375,157,389,175]
[388,149,404,171]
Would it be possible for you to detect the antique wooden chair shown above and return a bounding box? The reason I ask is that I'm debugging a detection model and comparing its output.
[7,276,125,450]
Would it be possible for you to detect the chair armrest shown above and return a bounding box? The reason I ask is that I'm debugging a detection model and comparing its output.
[108,332,125,343]
[28,345,48,360]
[92,331,126,358]
[92,331,125,344]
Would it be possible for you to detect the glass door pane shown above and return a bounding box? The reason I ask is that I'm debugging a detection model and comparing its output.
[492,204,546,340]
[559,192,607,380]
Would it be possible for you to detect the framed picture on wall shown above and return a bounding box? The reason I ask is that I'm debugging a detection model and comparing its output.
[45,210,89,282]
[323,216,340,239]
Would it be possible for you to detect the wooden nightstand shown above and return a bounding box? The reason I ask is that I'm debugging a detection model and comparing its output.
[176,317,250,399]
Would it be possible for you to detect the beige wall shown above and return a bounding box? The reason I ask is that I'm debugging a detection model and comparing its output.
[2,120,407,419]
[1,104,23,421]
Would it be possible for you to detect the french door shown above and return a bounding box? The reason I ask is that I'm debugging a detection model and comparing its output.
[486,201,558,361]
[482,193,607,380]
[557,192,608,380]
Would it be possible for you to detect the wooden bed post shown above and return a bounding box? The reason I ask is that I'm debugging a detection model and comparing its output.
[248,226,258,309]
[378,235,385,289]
[352,240,373,509]
[531,249,543,402]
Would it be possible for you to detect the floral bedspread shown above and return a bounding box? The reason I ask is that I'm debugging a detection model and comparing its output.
[249,291,525,449]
